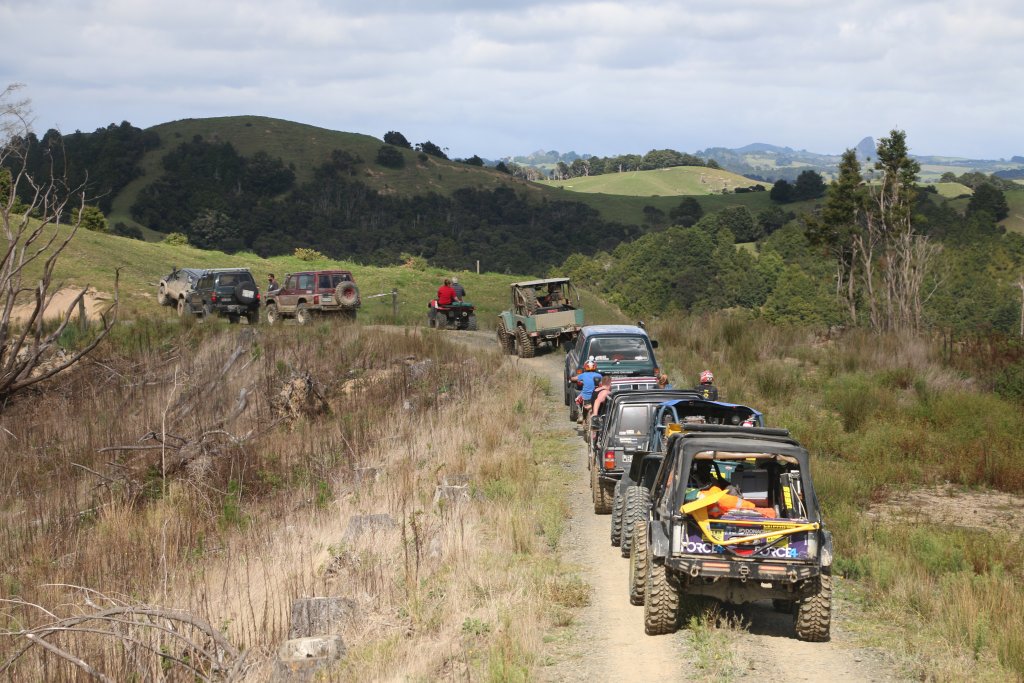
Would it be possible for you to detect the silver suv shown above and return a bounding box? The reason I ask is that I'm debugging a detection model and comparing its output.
[158,267,205,308]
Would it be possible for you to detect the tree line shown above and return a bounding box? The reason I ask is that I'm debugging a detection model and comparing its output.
[129,136,639,273]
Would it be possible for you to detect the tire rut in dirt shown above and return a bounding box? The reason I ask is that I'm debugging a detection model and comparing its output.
[794,573,832,642]
[629,519,649,606]
[643,559,681,635]
[620,485,652,558]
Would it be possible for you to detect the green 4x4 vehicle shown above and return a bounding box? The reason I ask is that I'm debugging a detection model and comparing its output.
[496,278,584,358]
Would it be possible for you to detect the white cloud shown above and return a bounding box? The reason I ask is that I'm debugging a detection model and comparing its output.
[1,0,1022,158]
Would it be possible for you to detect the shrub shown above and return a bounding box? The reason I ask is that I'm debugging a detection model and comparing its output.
[294,247,325,261]
[162,232,189,246]
[376,145,405,169]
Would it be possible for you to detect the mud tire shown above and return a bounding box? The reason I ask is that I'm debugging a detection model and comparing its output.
[629,519,649,606]
[335,281,359,306]
[245,309,259,325]
[295,304,311,326]
[157,285,170,306]
[610,488,624,546]
[520,287,539,313]
[590,465,612,514]
[515,326,535,358]
[266,303,281,325]
[177,298,191,318]
[644,559,681,635]
[467,314,478,331]
[794,574,832,642]
[620,485,652,558]
[497,323,516,355]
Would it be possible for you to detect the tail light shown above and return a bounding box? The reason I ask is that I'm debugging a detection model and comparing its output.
[603,450,616,470]
[256,293,260,301]
[313,295,319,305]
[653,367,660,376]
[211,294,218,302]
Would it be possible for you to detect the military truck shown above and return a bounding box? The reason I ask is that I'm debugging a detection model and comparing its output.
[496,278,583,358]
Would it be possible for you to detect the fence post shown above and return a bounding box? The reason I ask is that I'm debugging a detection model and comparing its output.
[391,289,398,322]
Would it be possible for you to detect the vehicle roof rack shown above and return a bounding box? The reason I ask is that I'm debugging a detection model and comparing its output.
[677,423,791,438]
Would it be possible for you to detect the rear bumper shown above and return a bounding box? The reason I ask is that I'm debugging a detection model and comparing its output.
[667,555,820,583]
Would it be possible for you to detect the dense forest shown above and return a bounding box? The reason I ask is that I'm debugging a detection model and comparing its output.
[127,136,640,273]
[3,122,159,213]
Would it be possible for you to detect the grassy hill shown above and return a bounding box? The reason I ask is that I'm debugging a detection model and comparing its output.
[43,225,627,326]
[108,116,552,232]
[538,166,767,196]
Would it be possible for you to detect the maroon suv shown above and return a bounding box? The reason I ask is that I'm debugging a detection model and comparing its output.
[264,270,360,325]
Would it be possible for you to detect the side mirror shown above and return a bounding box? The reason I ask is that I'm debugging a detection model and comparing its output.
[637,320,646,330]
[651,340,659,349]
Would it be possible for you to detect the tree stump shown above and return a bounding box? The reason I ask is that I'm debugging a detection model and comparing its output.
[288,596,355,638]
[270,635,345,682]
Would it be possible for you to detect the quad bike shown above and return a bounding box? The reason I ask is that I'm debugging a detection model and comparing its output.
[427,300,478,330]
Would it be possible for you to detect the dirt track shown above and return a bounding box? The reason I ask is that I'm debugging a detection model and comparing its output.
[456,330,906,682]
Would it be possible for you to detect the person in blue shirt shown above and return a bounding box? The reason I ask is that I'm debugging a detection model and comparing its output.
[574,359,603,424]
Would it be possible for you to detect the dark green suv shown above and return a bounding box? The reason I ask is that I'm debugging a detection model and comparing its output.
[182,268,261,324]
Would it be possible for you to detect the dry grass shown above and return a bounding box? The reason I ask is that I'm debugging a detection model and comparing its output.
[0,321,576,680]
[649,312,1024,680]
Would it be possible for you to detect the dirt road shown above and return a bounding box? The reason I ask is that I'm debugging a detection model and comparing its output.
[455,331,905,681]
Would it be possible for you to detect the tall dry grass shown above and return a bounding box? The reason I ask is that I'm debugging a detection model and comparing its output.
[0,319,579,680]
[650,312,1024,680]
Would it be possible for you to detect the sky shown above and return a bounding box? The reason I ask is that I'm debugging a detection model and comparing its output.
[2,0,1023,161]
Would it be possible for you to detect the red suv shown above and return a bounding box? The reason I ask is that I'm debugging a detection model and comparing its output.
[264,270,360,325]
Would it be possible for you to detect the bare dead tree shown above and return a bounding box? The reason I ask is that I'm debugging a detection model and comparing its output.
[0,84,119,408]
[1,587,249,681]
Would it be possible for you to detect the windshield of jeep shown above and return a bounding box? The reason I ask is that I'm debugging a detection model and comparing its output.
[588,336,651,361]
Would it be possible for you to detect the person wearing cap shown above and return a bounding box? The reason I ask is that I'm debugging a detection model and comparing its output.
[451,277,466,301]
[697,369,719,401]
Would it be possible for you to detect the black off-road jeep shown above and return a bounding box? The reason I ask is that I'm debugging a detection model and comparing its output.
[611,399,763,558]
[182,268,261,324]
[631,426,833,642]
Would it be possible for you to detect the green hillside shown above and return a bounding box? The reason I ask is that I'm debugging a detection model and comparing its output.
[538,166,768,196]
[109,116,551,231]
[42,225,626,326]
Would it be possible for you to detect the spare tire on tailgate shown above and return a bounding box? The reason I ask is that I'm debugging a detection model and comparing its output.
[336,281,359,306]
[234,282,257,304]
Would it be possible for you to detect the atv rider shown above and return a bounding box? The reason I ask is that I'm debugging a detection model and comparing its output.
[437,279,456,306]
[574,359,603,425]
[451,277,466,301]
[697,369,719,401]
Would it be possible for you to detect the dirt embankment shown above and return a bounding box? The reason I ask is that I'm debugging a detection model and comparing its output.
[454,330,908,682]
[9,287,111,325]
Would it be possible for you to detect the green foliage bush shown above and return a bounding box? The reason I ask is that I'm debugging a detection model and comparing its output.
[294,247,326,261]
[162,232,189,246]
[376,145,405,169]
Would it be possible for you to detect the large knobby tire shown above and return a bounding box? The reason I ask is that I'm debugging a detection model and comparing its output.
[496,323,516,355]
[795,574,833,642]
[245,308,259,325]
[177,298,191,318]
[295,303,311,326]
[644,558,681,635]
[435,313,447,330]
[336,281,359,306]
[569,396,580,422]
[516,326,535,358]
[610,489,625,547]
[466,314,478,331]
[591,465,613,515]
[157,285,170,306]
[342,309,357,322]
[266,303,281,325]
[227,314,240,325]
[621,486,653,558]
[629,519,649,606]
